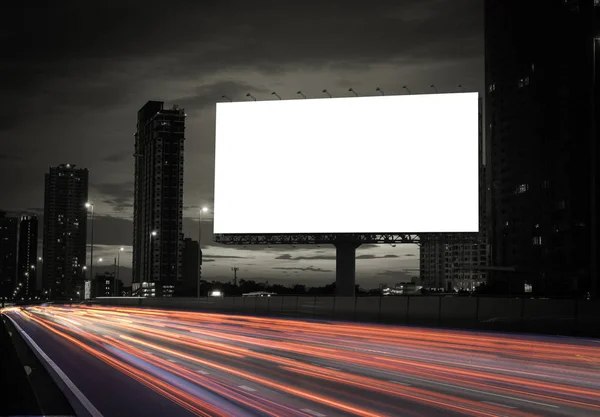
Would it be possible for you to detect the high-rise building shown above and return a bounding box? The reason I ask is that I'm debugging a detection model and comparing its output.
[420,99,489,291]
[17,215,38,298]
[485,0,599,296]
[133,101,185,297]
[42,164,89,300]
[180,237,199,296]
[0,211,18,304]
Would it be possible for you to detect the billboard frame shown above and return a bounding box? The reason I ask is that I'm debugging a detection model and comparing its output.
[213,233,420,246]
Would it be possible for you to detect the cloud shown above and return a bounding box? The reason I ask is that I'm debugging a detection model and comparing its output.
[172,81,272,114]
[92,182,134,212]
[273,266,333,273]
[102,151,132,163]
[203,254,251,259]
[356,254,399,260]
[275,254,336,261]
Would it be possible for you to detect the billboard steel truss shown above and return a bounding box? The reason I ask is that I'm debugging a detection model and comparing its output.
[214,233,421,245]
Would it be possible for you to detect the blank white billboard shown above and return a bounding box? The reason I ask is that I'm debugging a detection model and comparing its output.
[214,92,479,234]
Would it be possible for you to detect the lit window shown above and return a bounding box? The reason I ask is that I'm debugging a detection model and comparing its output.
[488,83,496,93]
[516,184,529,194]
[533,236,542,246]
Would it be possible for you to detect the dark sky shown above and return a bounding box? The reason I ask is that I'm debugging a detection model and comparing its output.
[0,0,483,287]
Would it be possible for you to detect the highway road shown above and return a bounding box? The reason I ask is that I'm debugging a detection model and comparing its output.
[3,305,600,417]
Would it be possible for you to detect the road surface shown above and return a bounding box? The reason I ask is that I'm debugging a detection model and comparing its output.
[3,305,600,417]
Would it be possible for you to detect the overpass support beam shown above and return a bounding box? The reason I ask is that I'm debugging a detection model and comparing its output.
[334,241,361,297]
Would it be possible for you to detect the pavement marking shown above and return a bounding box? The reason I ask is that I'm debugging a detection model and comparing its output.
[388,380,412,386]
[167,359,178,363]
[6,315,105,417]
[325,366,339,371]
[144,351,153,355]
[8,331,12,336]
[238,385,257,392]
[301,409,326,417]
[196,370,210,375]
[481,401,517,409]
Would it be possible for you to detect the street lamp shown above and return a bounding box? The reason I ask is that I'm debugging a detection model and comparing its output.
[85,202,94,282]
[348,88,358,97]
[246,93,256,101]
[271,92,281,100]
[430,84,439,93]
[402,85,412,95]
[115,247,124,296]
[296,91,307,99]
[376,87,385,96]
[198,207,209,298]
[322,89,332,98]
[146,231,158,295]
[221,95,232,102]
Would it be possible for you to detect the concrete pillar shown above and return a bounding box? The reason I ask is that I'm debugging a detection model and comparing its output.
[334,242,361,297]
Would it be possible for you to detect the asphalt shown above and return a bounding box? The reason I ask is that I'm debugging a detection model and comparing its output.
[1,312,75,416]
[4,305,600,417]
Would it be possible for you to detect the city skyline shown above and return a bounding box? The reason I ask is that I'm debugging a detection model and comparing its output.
[1,1,482,286]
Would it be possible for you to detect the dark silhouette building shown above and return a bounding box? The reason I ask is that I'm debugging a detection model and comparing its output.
[17,215,38,299]
[485,0,599,296]
[42,164,89,300]
[92,272,122,298]
[180,237,199,296]
[0,211,18,304]
[133,101,185,297]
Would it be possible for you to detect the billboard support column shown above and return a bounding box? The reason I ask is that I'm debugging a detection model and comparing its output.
[334,241,361,297]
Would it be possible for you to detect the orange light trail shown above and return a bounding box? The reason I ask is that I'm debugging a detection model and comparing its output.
[7,305,600,417]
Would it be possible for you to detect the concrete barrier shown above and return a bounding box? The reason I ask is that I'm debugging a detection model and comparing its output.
[575,299,600,337]
[254,297,270,314]
[280,296,299,316]
[522,298,576,336]
[297,297,317,317]
[355,297,380,323]
[334,297,355,321]
[439,297,478,328]
[407,296,440,326]
[92,295,600,338]
[241,297,256,314]
[477,297,522,332]
[313,297,335,319]
[379,297,408,324]
[268,297,285,315]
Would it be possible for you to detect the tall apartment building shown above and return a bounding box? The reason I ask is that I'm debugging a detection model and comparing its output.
[17,215,38,298]
[133,101,185,297]
[420,99,489,291]
[485,0,599,296]
[0,211,18,304]
[42,164,89,300]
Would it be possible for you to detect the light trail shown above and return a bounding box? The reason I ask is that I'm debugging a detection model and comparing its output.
[6,305,600,417]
